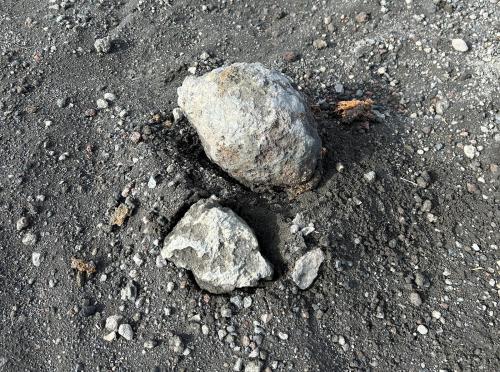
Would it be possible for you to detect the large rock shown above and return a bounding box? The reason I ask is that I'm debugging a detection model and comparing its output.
[161,197,273,294]
[177,63,322,191]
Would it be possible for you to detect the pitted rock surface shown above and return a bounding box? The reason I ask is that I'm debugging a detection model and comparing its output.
[177,63,322,190]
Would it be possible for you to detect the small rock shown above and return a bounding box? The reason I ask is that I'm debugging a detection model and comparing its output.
[118,324,134,341]
[245,361,263,372]
[334,83,344,94]
[291,248,325,290]
[103,331,116,342]
[409,292,422,306]
[355,12,369,23]
[363,171,376,182]
[80,305,97,317]
[110,204,130,226]
[96,99,108,109]
[282,50,300,62]
[130,131,141,143]
[144,340,157,349]
[94,37,112,54]
[463,145,475,159]
[277,332,289,340]
[313,39,328,50]
[105,315,123,332]
[200,51,210,60]
[121,281,138,301]
[32,252,41,267]
[148,175,157,189]
[162,197,273,294]
[103,92,116,101]
[431,310,441,319]
[22,232,37,246]
[16,217,29,231]
[56,97,68,108]
[167,333,185,354]
[417,324,428,335]
[172,107,183,123]
[233,358,243,371]
[451,38,468,52]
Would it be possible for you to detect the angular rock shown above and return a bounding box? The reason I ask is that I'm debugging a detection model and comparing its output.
[105,315,123,332]
[118,323,134,341]
[161,197,273,294]
[177,63,321,191]
[291,248,325,290]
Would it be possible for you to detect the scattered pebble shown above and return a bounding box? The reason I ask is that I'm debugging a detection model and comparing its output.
[148,175,157,189]
[94,37,112,54]
[22,232,37,246]
[96,98,108,109]
[451,38,468,52]
[313,39,328,50]
[463,145,476,159]
[118,324,134,341]
[291,248,325,290]
[103,92,116,101]
[32,252,41,267]
[16,217,29,231]
[409,292,422,306]
[364,171,376,182]
[417,324,428,335]
[355,12,369,23]
[105,315,123,332]
[282,50,300,62]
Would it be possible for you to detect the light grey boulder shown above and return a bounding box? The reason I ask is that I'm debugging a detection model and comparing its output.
[161,197,273,294]
[177,62,322,191]
[291,248,325,290]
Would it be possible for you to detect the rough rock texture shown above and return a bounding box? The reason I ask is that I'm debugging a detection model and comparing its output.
[177,62,322,190]
[161,197,273,293]
[291,249,325,290]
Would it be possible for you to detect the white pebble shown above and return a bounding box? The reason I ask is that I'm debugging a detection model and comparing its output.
[417,324,428,335]
[32,252,41,267]
[451,38,468,52]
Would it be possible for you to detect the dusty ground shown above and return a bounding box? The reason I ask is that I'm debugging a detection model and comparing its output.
[0,0,499,371]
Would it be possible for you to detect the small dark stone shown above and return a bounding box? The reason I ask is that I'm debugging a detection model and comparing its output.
[80,305,97,317]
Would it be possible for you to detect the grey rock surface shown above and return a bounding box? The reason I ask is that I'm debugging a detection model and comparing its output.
[177,63,322,190]
[291,248,325,290]
[161,197,273,293]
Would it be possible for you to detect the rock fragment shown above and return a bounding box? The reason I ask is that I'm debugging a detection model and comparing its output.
[105,315,123,332]
[94,37,112,54]
[161,197,273,294]
[16,217,29,231]
[177,62,321,191]
[110,204,130,226]
[451,38,468,52]
[313,39,328,50]
[118,324,134,341]
[32,252,41,267]
[22,232,37,246]
[291,248,325,290]
[463,144,475,159]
